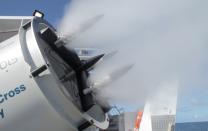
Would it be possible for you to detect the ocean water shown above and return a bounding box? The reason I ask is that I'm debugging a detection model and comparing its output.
[175,121,208,131]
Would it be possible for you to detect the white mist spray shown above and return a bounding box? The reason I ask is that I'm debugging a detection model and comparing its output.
[58,0,208,110]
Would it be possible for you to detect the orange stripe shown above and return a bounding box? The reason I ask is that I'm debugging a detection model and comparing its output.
[134,111,143,129]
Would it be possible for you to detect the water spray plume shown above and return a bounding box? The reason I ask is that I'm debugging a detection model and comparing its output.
[58,0,208,109]
[83,64,133,95]
[58,14,104,44]
[102,50,118,61]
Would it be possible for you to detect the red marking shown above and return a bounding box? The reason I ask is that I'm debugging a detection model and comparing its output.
[134,111,143,130]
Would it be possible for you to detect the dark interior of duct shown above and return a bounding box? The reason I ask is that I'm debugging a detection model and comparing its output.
[38,27,107,113]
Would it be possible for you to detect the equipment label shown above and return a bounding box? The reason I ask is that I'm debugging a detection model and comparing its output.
[0,109,4,119]
[0,57,18,70]
[0,84,26,120]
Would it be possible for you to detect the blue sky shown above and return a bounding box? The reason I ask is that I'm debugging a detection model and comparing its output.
[176,87,208,123]
[0,0,70,26]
